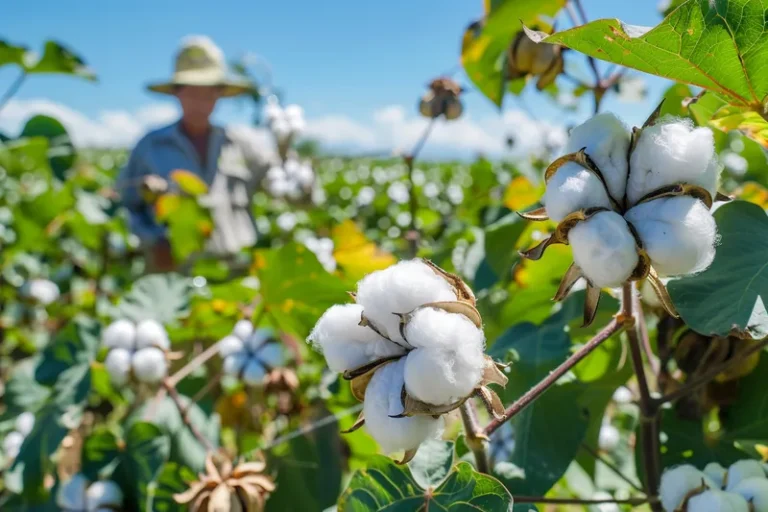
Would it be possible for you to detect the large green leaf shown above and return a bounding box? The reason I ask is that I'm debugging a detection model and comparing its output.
[20,115,76,180]
[668,201,768,338]
[81,428,121,480]
[529,0,768,109]
[143,462,197,512]
[113,422,171,512]
[1,357,50,417]
[408,439,455,489]
[484,211,526,279]
[114,273,192,325]
[24,41,96,80]
[0,40,27,68]
[338,457,513,511]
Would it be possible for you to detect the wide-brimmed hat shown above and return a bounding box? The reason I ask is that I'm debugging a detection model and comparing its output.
[147,35,252,98]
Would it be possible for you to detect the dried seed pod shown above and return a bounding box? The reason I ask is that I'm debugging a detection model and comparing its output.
[418,77,464,121]
[507,30,565,89]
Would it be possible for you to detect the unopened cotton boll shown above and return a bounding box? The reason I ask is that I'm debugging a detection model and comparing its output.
[3,431,24,459]
[733,477,768,512]
[363,359,442,454]
[25,278,61,305]
[131,347,167,384]
[135,319,170,350]
[307,304,405,372]
[105,348,132,386]
[402,308,485,405]
[85,480,124,510]
[543,162,614,222]
[726,460,767,491]
[568,211,639,288]
[625,196,717,276]
[102,319,136,350]
[564,112,631,201]
[660,465,713,512]
[355,260,457,343]
[15,412,35,437]
[57,473,89,510]
[233,319,253,341]
[242,358,266,386]
[704,462,727,490]
[598,424,620,452]
[218,335,245,359]
[687,490,749,512]
[223,352,249,376]
[627,118,720,206]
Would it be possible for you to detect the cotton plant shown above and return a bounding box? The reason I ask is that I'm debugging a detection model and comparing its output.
[264,158,315,200]
[307,259,507,463]
[57,473,124,512]
[518,110,726,325]
[263,96,305,157]
[660,460,768,511]
[302,235,336,273]
[219,320,285,387]
[2,412,35,461]
[103,319,171,386]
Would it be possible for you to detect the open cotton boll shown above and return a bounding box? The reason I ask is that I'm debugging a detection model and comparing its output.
[687,490,749,512]
[726,460,767,491]
[135,319,170,350]
[131,347,167,384]
[254,341,284,369]
[15,412,35,437]
[245,330,271,353]
[564,112,631,201]
[85,480,124,510]
[704,462,727,490]
[356,260,457,343]
[105,348,132,386]
[568,211,639,288]
[219,335,245,359]
[233,319,254,341]
[308,304,406,372]
[242,358,266,386]
[660,465,714,512]
[3,431,24,459]
[733,477,768,512]
[223,352,249,376]
[543,162,614,222]
[598,424,620,452]
[103,319,136,350]
[627,118,720,205]
[625,196,717,276]
[363,359,442,454]
[57,473,89,510]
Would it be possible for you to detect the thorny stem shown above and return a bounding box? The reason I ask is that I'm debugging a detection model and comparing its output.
[163,378,215,452]
[0,71,26,114]
[459,402,490,474]
[580,443,645,493]
[405,118,436,257]
[513,496,653,506]
[484,318,624,436]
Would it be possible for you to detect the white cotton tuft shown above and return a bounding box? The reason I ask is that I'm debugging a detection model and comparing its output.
[362,359,443,454]
[704,462,727,490]
[3,431,24,459]
[612,386,633,404]
[25,278,61,305]
[732,477,768,512]
[627,118,720,206]
[105,348,132,387]
[625,196,717,276]
[233,320,254,341]
[355,260,457,343]
[103,319,136,350]
[57,473,89,510]
[598,424,620,452]
[543,162,614,222]
[687,490,749,512]
[564,112,631,201]
[131,347,167,384]
[242,358,266,386]
[15,412,35,437]
[254,341,284,369]
[726,460,767,491]
[134,319,170,350]
[660,465,713,512]
[402,308,485,405]
[568,211,639,288]
[223,352,248,376]
[307,304,405,372]
[245,330,270,353]
[85,480,124,510]
[218,335,245,359]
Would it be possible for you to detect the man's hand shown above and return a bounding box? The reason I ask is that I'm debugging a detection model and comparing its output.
[140,175,169,204]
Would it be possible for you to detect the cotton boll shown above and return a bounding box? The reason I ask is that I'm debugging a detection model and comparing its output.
[135,319,170,350]
[218,335,245,359]
[591,491,620,512]
[627,118,720,206]
[687,490,749,512]
[263,103,283,123]
[363,359,443,454]
[564,112,631,201]
[103,319,136,350]
[612,386,633,404]
[625,196,717,276]
[598,424,620,452]
[15,412,35,437]
[355,260,457,343]
[704,462,727,490]
[726,460,767,491]
[223,352,248,376]
[543,162,614,222]
[25,278,60,305]
[254,341,284,369]
[57,474,89,510]
[105,348,132,386]
[307,304,405,372]
[568,211,639,288]
[245,330,270,352]
[85,480,124,510]
[233,319,254,341]
[131,347,168,384]
[660,465,712,512]
[3,431,24,459]
[242,358,266,386]
[733,477,768,512]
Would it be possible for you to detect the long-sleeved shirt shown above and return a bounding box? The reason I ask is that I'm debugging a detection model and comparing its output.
[117,121,275,256]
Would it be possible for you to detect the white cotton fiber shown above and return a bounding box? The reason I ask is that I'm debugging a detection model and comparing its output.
[543,162,614,222]
[726,460,767,491]
[103,319,136,350]
[218,335,245,359]
[131,347,167,384]
[15,412,35,437]
[233,319,254,341]
[660,465,713,512]
[223,352,249,376]
[57,474,89,510]
[568,211,639,288]
[362,359,442,454]
[625,196,717,276]
[134,319,170,350]
[565,112,631,201]
[253,341,284,369]
[732,477,768,512]
[245,330,270,353]
[105,348,132,387]
[598,424,620,452]
[85,480,124,510]
[308,304,406,372]
[627,118,720,206]
[242,358,266,386]
[704,462,727,490]
[402,308,485,405]
[355,260,457,344]
[3,431,24,459]
[687,490,749,512]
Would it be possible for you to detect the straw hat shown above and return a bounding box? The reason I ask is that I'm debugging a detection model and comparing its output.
[147,35,252,97]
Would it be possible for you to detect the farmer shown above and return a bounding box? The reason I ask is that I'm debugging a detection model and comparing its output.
[117,35,273,272]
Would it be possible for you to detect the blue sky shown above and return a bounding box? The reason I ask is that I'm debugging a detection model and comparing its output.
[1,0,674,157]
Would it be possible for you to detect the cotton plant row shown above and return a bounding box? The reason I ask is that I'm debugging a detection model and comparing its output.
[661,460,768,511]
[103,319,173,386]
[518,109,726,325]
[308,259,507,462]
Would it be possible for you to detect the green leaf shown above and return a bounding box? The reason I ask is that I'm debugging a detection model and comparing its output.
[0,40,28,68]
[81,428,120,480]
[24,40,96,80]
[338,457,513,511]
[2,357,50,417]
[35,316,100,387]
[408,439,455,489]
[530,0,768,108]
[143,462,197,512]
[170,169,208,196]
[19,115,76,180]
[157,195,213,261]
[113,422,171,512]
[114,273,192,325]
[484,212,526,278]
[668,201,768,338]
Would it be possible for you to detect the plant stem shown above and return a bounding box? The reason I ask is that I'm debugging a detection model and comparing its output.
[0,72,26,114]
[580,443,645,493]
[459,402,490,474]
[484,318,624,436]
[405,118,436,258]
[163,379,215,452]
[513,496,652,506]
[634,290,660,376]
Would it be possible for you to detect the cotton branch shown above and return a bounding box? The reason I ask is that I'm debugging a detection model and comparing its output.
[459,402,490,474]
[405,119,436,257]
[163,378,215,452]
